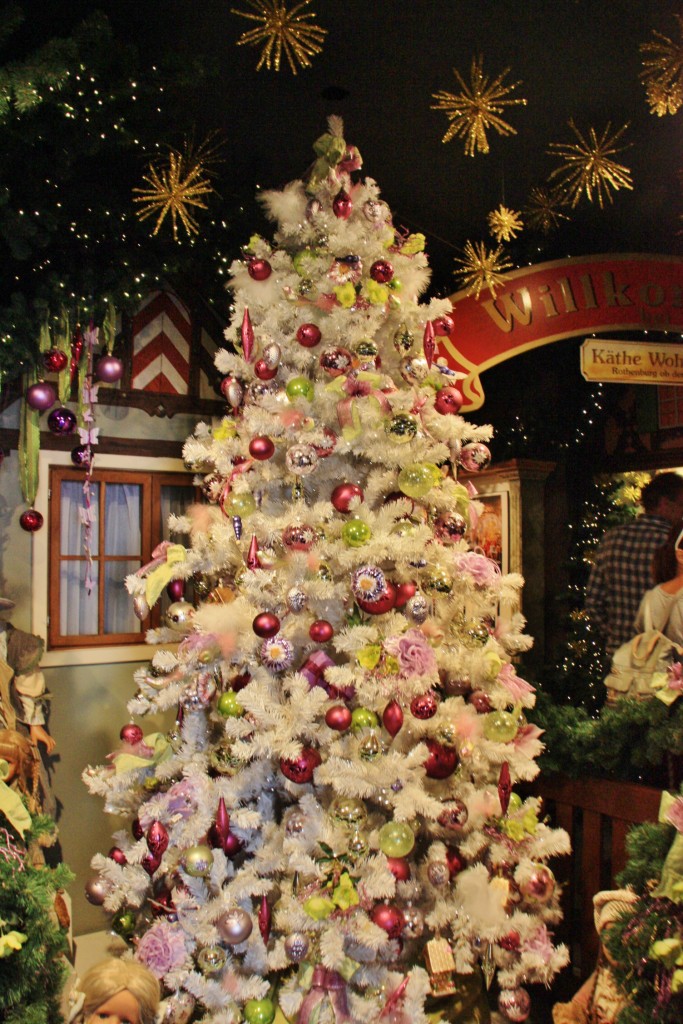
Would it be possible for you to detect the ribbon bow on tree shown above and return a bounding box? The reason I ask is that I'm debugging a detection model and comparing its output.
[326,371,393,440]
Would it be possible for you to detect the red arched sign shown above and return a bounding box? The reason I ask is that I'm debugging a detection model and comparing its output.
[442,254,683,410]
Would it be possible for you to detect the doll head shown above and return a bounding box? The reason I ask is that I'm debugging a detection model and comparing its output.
[0,728,40,811]
[80,958,160,1024]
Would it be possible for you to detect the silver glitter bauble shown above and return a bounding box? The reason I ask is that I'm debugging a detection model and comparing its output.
[284,932,310,962]
[285,443,319,476]
[427,861,450,887]
[284,807,307,835]
[400,355,430,385]
[405,593,429,624]
[216,907,253,944]
[402,905,425,939]
[286,587,308,613]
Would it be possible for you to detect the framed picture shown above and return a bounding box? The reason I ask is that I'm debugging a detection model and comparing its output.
[467,491,509,574]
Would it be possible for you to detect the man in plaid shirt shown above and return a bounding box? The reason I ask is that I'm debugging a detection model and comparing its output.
[585,472,683,658]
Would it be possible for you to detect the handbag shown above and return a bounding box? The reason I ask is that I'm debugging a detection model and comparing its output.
[604,591,683,703]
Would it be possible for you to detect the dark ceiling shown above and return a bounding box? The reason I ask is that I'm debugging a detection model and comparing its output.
[23,0,683,297]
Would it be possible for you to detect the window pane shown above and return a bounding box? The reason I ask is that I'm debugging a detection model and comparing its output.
[160,485,195,540]
[60,562,99,635]
[104,560,142,634]
[104,484,141,556]
[60,481,100,556]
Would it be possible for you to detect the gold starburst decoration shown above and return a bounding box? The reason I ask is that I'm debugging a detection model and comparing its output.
[640,14,683,116]
[487,204,523,243]
[453,240,513,300]
[547,120,633,209]
[133,141,218,241]
[431,55,527,157]
[231,0,327,74]
[523,185,570,235]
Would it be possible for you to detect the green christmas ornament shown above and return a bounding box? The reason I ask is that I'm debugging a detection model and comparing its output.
[286,376,315,402]
[351,707,379,732]
[397,462,442,499]
[111,908,136,940]
[385,412,419,444]
[379,820,415,858]
[483,709,519,743]
[217,690,245,718]
[244,998,276,1024]
[197,944,227,974]
[226,492,257,518]
[341,519,372,547]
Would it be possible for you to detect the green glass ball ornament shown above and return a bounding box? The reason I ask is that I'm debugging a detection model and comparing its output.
[378,820,415,858]
[483,709,519,743]
[397,462,441,499]
[385,412,419,444]
[422,566,453,593]
[286,376,315,402]
[351,707,379,732]
[341,518,372,547]
[111,908,136,940]
[217,690,245,718]
[197,945,227,974]
[244,998,276,1024]
[226,492,257,518]
[183,844,214,877]
[329,795,368,830]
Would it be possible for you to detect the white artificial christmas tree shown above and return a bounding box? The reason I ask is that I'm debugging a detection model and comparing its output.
[85,118,569,1024]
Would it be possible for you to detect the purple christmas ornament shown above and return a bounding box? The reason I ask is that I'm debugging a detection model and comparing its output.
[47,406,77,435]
[26,381,57,412]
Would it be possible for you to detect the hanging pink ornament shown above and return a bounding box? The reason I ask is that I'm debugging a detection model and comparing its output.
[166,579,185,602]
[19,509,43,532]
[386,857,411,882]
[370,903,405,939]
[309,619,334,643]
[296,323,322,348]
[325,705,352,731]
[241,308,255,363]
[422,320,436,368]
[331,482,364,512]
[497,988,531,1022]
[108,846,128,866]
[70,444,92,469]
[253,612,280,638]
[146,820,169,856]
[434,386,463,415]
[221,376,244,408]
[43,348,69,374]
[84,877,108,905]
[423,739,458,779]
[120,722,143,745]
[410,692,439,720]
[247,258,272,281]
[280,747,321,783]
[332,188,352,219]
[247,534,261,570]
[282,523,317,551]
[254,358,277,380]
[459,442,492,473]
[520,865,555,905]
[258,894,272,944]
[433,511,467,544]
[382,700,404,738]
[437,800,468,830]
[357,581,397,615]
[249,436,275,460]
[394,581,417,608]
[26,380,57,412]
[319,346,353,377]
[498,762,512,816]
[433,314,454,337]
[95,354,124,383]
[47,406,76,435]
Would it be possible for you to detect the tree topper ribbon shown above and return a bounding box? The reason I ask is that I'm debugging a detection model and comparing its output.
[326,371,393,441]
[136,542,187,608]
[297,963,355,1024]
[111,732,171,775]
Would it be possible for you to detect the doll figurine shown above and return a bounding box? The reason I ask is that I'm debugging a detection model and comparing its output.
[0,595,56,756]
[65,958,160,1024]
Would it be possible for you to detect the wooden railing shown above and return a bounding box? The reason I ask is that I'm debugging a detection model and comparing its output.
[536,776,662,979]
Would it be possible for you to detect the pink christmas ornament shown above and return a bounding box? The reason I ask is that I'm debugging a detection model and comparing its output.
[433,314,454,336]
[120,722,144,745]
[241,307,255,362]
[386,857,411,881]
[331,482,364,512]
[325,704,352,731]
[370,903,405,939]
[410,692,439,720]
[26,380,57,412]
[309,619,334,643]
[258,894,272,944]
[247,258,272,280]
[296,323,322,348]
[497,988,531,1022]
[95,354,124,383]
[434,386,463,415]
[332,188,352,219]
[382,700,404,738]
[249,436,275,460]
[280,747,321,784]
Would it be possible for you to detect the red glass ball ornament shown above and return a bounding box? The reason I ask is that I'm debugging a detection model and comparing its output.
[437,799,469,830]
[280,747,321,784]
[434,386,464,415]
[166,579,185,602]
[332,188,352,220]
[382,700,404,738]
[254,358,277,380]
[223,832,243,857]
[410,692,439,720]
[394,581,417,608]
[331,482,364,513]
[247,258,272,281]
[370,903,405,939]
[423,739,459,779]
[433,314,454,337]
[108,846,128,866]
[141,851,162,876]
[370,259,394,283]
[26,380,57,411]
[120,722,143,745]
[70,444,92,469]
[386,857,411,882]
[357,581,397,615]
[468,690,492,714]
[319,347,353,377]
[47,406,77,435]
[282,523,317,551]
[296,323,322,348]
[43,348,69,373]
[309,619,334,643]
[19,508,43,532]
[499,929,521,952]
[445,846,465,876]
[131,818,144,841]
[95,354,124,384]
[325,705,352,731]
[146,820,169,856]
[253,612,281,638]
[249,436,275,460]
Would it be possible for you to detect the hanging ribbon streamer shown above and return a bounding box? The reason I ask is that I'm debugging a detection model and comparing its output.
[297,965,353,1024]
[139,543,187,608]
[55,311,71,405]
[79,323,99,594]
[18,373,40,508]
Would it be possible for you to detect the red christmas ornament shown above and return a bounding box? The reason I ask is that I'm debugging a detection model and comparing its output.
[520,865,555,904]
[393,581,417,608]
[499,929,521,952]
[247,258,272,281]
[312,427,337,458]
[445,846,465,876]
[433,512,467,544]
[331,482,364,513]
[43,348,69,373]
[437,799,468,830]
[386,857,411,882]
[309,619,334,643]
[382,700,404,738]
[468,690,492,714]
[296,323,322,348]
[247,534,262,570]
[282,524,317,551]
[332,188,352,219]
[208,797,232,849]
[433,314,454,337]
[434,387,464,415]
[146,820,169,856]
[498,762,512,816]
[253,612,280,638]
[410,692,439,720]
[423,739,459,779]
[357,581,397,615]
[166,579,185,602]
[95,354,124,384]
[370,259,394,283]
[223,832,243,857]
[254,359,277,380]
[280,747,321,784]
[325,705,352,731]
[151,890,176,918]
[108,846,128,866]
[422,320,436,368]
[19,509,43,532]
[141,851,162,876]
[258,894,272,944]
[249,436,275,460]
[370,903,405,939]
[241,307,255,363]
[120,723,144,745]
[132,818,144,841]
